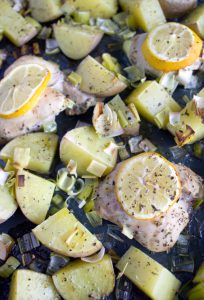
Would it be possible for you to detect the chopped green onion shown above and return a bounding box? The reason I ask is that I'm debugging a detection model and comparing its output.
[43,121,57,133]
[52,194,66,208]
[72,11,90,24]
[37,27,52,40]
[96,18,119,35]
[118,28,135,40]
[17,233,40,254]
[86,211,102,227]
[102,53,121,74]
[118,146,130,161]
[0,257,20,278]
[113,12,129,27]
[68,178,84,196]
[193,198,203,210]
[46,253,70,275]
[117,110,128,128]
[124,65,145,84]
[57,169,76,193]
[84,199,94,213]
[67,72,82,87]
[78,183,93,201]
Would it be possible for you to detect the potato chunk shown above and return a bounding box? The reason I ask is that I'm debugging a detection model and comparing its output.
[28,0,63,23]
[54,22,103,60]
[60,126,118,177]
[0,133,58,174]
[33,208,102,257]
[184,4,204,39]
[0,0,38,46]
[76,56,127,97]
[126,80,181,129]
[116,246,181,300]
[159,0,197,19]
[0,185,17,224]
[52,255,115,300]
[8,270,60,300]
[119,0,166,32]
[15,170,55,224]
[63,0,118,18]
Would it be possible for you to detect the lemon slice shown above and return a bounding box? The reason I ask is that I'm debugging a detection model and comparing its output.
[0,64,50,119]
[115,152,181,220]
[142,23,202,72]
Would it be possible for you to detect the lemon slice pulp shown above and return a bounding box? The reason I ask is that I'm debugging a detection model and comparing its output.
[142,23,202,72]
[0,64,50,119]
[115,152,181,220]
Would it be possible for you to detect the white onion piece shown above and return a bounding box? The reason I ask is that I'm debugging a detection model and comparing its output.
[169,112,181,126]
[81,247,105,263]
[0,169,10,186]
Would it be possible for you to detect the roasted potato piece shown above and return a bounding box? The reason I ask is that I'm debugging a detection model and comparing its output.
[119,0,166,32]
[116,246,181,300]
[159,0,197,18]
[15,170,55,224]
[33,208,102,257]
[54,22,103,60]
[60,126,118,177]
[76,56,127,97]
[28,0,63,23]
[8,270,60,300]
[63,0,118,18]
[167,89,204,146]
[0,133,58,174]
[184,4,204,39]
[52,255,115,300]
[126,80,181,129]
[0,0,38,46]
[0,185,17,224]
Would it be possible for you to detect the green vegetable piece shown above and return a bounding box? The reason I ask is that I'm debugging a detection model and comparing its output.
[0,0,38,46]
[67,71,82,86]
[8,269,60,299]
[193,263,204,283]
[188,282,204,300]
[102,53,121,74]
[52,255,115,300]
[116,246,181,300]
[0,257,20,278]
[0,133,58,174]
[184,4,204,39]
[126,80,181,129]
[72,11,91,24]
[15,170,55,225]
[54,22,103,60]
[28,0,63,23]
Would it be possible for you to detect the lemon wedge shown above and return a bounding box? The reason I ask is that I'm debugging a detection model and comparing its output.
[142,23,202,72]
[0,64,50,119]
[115,152,181,220]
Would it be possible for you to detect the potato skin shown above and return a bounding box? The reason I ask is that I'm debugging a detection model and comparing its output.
[159,0,197,18]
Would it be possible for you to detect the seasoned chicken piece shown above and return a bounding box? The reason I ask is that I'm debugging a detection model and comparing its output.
[0,87,67,144]
[95,163,203,252]
[4,55,65,92]
[64,80,99,115]
[126,34,162,78]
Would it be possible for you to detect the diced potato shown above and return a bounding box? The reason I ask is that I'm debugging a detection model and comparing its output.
[8,270,60,300]
[167,89,204,146]
[126,80,181,129]
[116,246,181,300]
[54,22,103,60]
[28,0,63,23]
[193,262,204,283]
[33,208,102,257]
[119,0,166,32]
[159,0,197,19]
[76,56,127,97]
[60,126,118,177]
[0,0,38,46]
[184,4,204,39]
[0,185,17,224]
[63,0,118,18]
[15,170,55,224]
[0,133,58,174]
[52,255,115,300]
